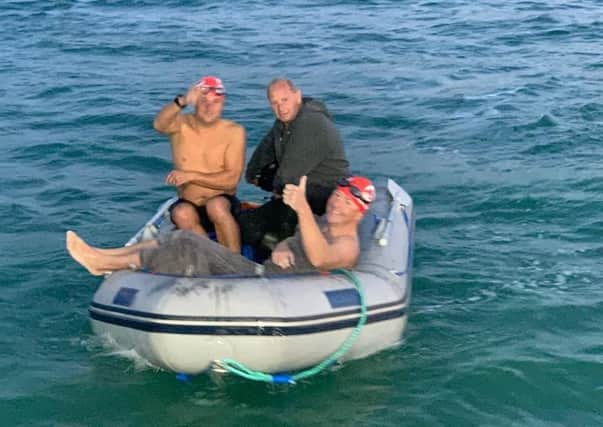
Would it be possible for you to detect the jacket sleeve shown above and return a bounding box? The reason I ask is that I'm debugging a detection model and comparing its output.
[245,128,276,183]
[273,116,338,193]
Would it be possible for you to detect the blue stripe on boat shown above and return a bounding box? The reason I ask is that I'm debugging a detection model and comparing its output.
[325,288,361,308]
[89,308,405,336]
[112,287,138,307]
[89,295,406,323]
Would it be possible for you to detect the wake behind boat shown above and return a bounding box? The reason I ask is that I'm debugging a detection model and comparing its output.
[89,178,414,375]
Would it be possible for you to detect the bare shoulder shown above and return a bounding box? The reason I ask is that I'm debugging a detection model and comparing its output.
[220,119,245,133]
[219,119,245,142]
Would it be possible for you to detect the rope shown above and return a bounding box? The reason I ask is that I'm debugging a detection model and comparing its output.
[218,268,367,384]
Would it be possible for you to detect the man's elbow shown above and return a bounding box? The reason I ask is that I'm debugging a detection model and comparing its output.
[312,261,327,270]
[308,255,329,270]
[221,172,242,190]
[310,255,354,271]
[153,119,166,134]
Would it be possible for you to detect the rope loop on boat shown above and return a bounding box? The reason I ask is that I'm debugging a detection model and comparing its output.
[217,268,367,384]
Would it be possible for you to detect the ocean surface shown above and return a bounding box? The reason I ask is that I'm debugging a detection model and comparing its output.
[2,0,602,425]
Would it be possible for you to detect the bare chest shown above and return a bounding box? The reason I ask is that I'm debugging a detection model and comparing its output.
[171,124,229,170]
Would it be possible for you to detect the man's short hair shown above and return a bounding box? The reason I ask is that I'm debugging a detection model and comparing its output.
[266,78,298,98]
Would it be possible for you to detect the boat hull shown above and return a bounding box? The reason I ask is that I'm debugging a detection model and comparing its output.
[89,179,414,375]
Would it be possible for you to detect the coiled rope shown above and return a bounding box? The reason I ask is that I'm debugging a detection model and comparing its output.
[217,268,367,384]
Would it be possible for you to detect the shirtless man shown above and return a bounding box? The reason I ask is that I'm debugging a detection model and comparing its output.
[65,175,376,277]
[153,76,245,252]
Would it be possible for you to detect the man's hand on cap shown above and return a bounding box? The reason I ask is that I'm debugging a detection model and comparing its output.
[184,84,201,106]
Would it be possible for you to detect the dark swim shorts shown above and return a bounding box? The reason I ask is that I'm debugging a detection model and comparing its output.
[169,194,241,232]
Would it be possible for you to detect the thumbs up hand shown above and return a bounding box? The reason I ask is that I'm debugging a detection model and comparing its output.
[282,175,308,213]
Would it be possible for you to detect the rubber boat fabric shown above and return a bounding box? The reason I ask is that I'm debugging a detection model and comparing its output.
[88,178,415,382]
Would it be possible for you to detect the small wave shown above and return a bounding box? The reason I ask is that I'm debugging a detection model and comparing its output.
[36,186,93,205]
[100,154,172,174]
[35,85,73,98]
[575,176,603,192]
[340,32,394,44]
[514,114,557,131]
[539,29,571,37]
[11,142,86,161]
[87,333,160,372]
[520,141,565,155]
[579,102,603,122]
[463,87,523,100]
[524,14,560,25]
[25,112,152,130]
[103,348,159,372]
[0,202,38,232]
[494,103,520,112]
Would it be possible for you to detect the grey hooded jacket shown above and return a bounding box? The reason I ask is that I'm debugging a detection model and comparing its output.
[245,97,350,203]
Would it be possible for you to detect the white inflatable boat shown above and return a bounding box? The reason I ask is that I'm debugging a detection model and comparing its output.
[89,178,414,376]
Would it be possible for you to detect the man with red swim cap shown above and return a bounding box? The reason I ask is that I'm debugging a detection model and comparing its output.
[268,174,376,271]
[153,75,245,253]
[333,176,376,214]
[65,175,376,276]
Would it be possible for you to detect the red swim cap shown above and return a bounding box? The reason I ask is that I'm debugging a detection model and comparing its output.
[337,176,376,213]
[195,75,225,95]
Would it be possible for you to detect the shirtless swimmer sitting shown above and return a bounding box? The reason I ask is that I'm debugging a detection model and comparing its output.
[153,76,246,253]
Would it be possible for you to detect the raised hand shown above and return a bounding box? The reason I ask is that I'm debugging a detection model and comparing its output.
[184,83,201,106]
[282,175,308,213]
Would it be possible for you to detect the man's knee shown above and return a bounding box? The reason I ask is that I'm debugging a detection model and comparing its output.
[170,202,200,227]
[206,197,235,224]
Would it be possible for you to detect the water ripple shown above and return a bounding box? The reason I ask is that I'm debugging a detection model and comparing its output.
[2,0,603,425]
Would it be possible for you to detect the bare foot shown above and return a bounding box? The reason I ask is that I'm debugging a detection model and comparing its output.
[66,231,104,276]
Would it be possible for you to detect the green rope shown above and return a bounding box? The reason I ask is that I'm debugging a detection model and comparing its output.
[219,268,367,384]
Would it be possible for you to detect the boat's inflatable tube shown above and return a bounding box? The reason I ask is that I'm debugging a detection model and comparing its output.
[89,179,414,374]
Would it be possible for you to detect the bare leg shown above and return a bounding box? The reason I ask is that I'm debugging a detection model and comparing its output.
[91,238,158,256]
[66,230,157,256]
[214,218,241,253]
[206,197,241,253]
[66,231,143,276]
[170,203,208,237]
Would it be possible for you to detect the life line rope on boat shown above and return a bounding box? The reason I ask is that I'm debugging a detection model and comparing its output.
[212,268,367,384]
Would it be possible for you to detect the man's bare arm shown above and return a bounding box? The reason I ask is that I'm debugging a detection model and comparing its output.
[154,85,201,134]
[153,100,184,134]
[283,176,358,270]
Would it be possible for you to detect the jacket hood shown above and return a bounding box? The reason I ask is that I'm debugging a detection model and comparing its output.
[301,97,332,120]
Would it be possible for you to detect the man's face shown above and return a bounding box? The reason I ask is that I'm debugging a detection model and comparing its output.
[268,83,302,123]
[325,189,362,226]
[195,90,225,124]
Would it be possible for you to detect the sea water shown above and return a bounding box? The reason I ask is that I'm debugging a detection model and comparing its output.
[1,1,602,425]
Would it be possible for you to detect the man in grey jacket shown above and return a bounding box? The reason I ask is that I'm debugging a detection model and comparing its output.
[241,78,350,248]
